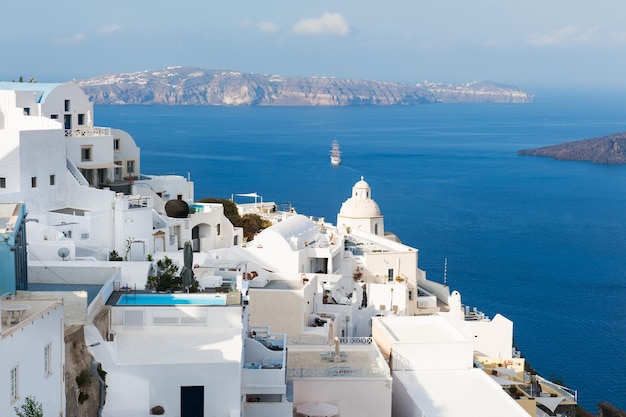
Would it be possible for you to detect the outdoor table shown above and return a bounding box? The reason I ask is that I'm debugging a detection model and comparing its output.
[2,304,30,325]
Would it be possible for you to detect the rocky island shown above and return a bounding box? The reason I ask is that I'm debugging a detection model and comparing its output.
[73,66,533,106]
[518,132,626,164]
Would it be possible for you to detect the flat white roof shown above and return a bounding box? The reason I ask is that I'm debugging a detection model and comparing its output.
[395,369,528,417]
[376,315,466,344]
[0,203,20,231]
[288,343,390,377]
[112,329,242,365]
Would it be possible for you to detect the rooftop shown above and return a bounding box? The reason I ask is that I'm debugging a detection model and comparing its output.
[375,315,466,344]
[287,339,390,378]
[1,298,63,336]
[394,369,529,417]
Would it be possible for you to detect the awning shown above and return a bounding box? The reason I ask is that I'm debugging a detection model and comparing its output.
[494,367,523,381]
[489,375,526,386]
[77,163,123,169]
[536,396,565,412]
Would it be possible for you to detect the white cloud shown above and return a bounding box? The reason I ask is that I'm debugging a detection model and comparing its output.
[527,26,599,46]
[292,12,350,36]
[239,19,279,34]
[97,24,121,35]
[608,30,626,44]
[50,33,85,45]
[257,21,279,34]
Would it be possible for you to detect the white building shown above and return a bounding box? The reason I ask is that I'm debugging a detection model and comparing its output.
[1,297,65,417]
[0,82,241,263]
[85,299,244,417]
[287,340,392,417]
[237,214,343,275]
[372,315,530,417]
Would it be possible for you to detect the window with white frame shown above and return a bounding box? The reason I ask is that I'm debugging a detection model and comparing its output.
[81,146,92,161]
[10,365,18,402]
[44,343,52,376]
[114,161,122,179]
[78,113,85,125]
[126,160,135,175]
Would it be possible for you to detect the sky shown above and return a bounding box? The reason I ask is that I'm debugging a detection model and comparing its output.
[2,0,626,90]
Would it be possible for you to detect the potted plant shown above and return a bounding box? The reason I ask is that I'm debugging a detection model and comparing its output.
[108,251,123,261]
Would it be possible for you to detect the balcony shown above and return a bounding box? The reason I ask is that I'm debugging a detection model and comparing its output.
[65,127,112,137]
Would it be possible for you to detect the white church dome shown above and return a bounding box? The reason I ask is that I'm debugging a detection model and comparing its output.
[338,177,382,218]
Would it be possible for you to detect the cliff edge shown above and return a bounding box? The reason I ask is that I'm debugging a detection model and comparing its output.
[73,66,533,106]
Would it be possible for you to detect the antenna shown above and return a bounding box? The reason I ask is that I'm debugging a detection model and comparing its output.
[58,247,70,261]
[443,257,447,285]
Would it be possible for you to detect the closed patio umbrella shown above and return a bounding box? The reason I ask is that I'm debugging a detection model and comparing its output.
[181,241,195,291]
[296,402,339,417]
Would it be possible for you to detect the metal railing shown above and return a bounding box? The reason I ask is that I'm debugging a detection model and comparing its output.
[65,127,111,137]
[128,196,151,209]
[535,375,578,402]
[289,336,373,345]
[287,366,390,379]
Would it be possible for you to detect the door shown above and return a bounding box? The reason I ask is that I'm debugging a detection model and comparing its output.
[64,114,72,130]
[181,386,204,417]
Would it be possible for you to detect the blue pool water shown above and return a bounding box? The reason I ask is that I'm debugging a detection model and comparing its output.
[117,293,227,306]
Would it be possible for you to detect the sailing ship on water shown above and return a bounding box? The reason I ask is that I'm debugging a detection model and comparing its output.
[330,140,341,165]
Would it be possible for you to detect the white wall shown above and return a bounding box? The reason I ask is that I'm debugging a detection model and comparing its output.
[293,378,391,417]
[458,314,514,359]
[0,302,65,417]
[103,362,241,417]
[111,128,140,180]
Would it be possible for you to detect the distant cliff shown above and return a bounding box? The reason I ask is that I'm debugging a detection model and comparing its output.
[417,80,533,103]
[73,66,533,106]
[518,132,626,164]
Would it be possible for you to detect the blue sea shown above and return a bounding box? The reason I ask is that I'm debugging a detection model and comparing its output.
[96,89,626,411]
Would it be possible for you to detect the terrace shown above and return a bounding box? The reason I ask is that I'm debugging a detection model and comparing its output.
[0,298,63,336]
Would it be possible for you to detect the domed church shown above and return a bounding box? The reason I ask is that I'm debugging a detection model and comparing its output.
[337,176,385,236]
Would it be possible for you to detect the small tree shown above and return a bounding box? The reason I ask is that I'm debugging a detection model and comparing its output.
[14,395,44,417]
[154,256,179,292]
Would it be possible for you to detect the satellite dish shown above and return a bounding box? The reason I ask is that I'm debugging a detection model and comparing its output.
[58,247,70,260]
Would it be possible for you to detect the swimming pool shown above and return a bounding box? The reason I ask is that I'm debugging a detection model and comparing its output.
[116,293,227,306]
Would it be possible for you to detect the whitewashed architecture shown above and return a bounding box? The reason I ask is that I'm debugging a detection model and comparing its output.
[372,315,529,417]
[337,176,384,236]
[1,79,580,417]
[0,297,66,417]
[85,300,244,417]
[0,82,241,264]
[1,203,65,417]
